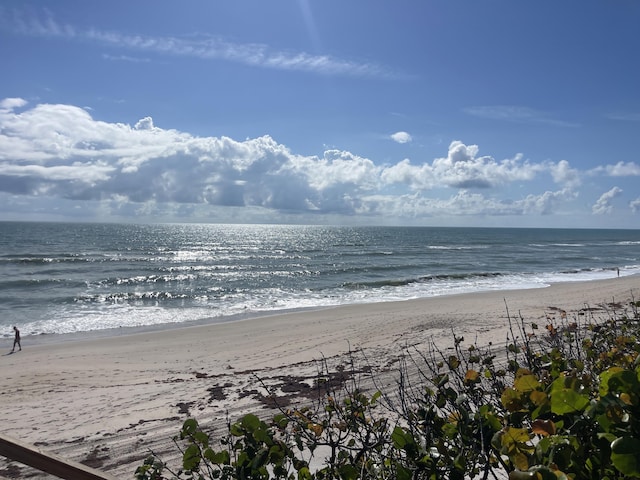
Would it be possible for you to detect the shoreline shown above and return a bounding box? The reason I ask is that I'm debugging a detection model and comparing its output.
[1,275,638,478]
[3,272,635,348]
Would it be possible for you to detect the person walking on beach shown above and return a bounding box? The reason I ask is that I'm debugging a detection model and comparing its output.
[11,326,21,353]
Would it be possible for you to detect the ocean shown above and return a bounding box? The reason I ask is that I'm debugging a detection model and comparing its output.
[1,222,639,340]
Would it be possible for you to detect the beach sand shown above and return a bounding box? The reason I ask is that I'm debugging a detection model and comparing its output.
[1,276,638,478]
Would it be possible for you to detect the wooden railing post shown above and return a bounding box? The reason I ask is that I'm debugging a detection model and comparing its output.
[0,434,119,480]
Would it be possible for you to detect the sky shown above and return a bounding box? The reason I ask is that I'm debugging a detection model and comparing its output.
[1,1,640,228]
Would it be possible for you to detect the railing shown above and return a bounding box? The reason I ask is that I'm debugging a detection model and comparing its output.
[0,434,118,480]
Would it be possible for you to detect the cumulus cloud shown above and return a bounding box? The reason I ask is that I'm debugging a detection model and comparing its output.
[548,159,581,189]
[592,187,623,215]
[589,161,640,177]
[0,97,28,111]
[390,131,412,144]
[519,189,577,215]
[382,141,541,190]
[0,98,627,222]
[0,99,383,216]
[630,198,640,214]
[356,188,574,219]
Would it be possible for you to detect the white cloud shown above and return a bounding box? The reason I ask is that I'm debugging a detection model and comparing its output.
[0,97,28,111]
[592,187,623,215]
[0,9,394,78]
[356,188,574,219]
[285,149,381,192]
[0,99,379,215]
[519,189,577,215]
[382,140,541,190]
[589,161,640,177]
[630,198,640,214]
[0,98,628,223]
[390,131,412,144]
[548,159,581,189]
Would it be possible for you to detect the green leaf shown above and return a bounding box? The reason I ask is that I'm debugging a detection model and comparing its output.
[241,413,262,432]
[479,406,502,431]
[550,388,589,415]
[529,390,548,407]
[502,387,525,412]
[254,424,272,444]
[549,376,589,414]
[297,466,312,480]
[182,418,198,436]
[251,448,269,470]
[448,355,460,369]
[503,426,531,445]
[273,413,289,429]
[599,367,625,396]
[182,444,201,472]
[515,374,541,393]
[500,427,534,469]
[395,464,413,480]
[391,426,412,449]
[611,436,640,477]
[229,422,243,437]
[193,431,209,447]
[268,444,285,464]
[338,464,359,480]
[435,373,449,387]
[608,369,640,395]
[204,448,230,465]
[530,466,562,480]
[512,452,529,471]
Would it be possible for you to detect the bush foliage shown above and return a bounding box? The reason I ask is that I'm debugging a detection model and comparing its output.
[136,299,640,480]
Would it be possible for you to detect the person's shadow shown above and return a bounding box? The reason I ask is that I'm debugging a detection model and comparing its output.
[4,351,19,356]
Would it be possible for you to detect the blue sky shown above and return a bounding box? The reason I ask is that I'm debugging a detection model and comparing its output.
[1,1,640,227]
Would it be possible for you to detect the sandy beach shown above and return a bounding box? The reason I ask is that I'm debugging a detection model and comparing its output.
[1,276,638,479]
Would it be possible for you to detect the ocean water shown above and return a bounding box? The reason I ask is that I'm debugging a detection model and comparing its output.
[1,222,639,339]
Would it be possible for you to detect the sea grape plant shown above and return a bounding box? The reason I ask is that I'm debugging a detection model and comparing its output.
[136,299,640,479]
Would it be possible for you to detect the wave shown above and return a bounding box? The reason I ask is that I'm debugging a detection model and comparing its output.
[427,245,490,250]
[0,253,151,265]
[342,278,415,289]
[0,254,83,264]
[341,271,504,290]
[527,242,595,248]
[75,291,193,304]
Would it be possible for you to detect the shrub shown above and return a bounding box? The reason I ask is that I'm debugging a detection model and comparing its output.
[136,299,640,479]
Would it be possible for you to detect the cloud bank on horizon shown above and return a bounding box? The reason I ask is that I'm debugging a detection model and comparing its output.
[1,97,638,227]
[1,2,640,227]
